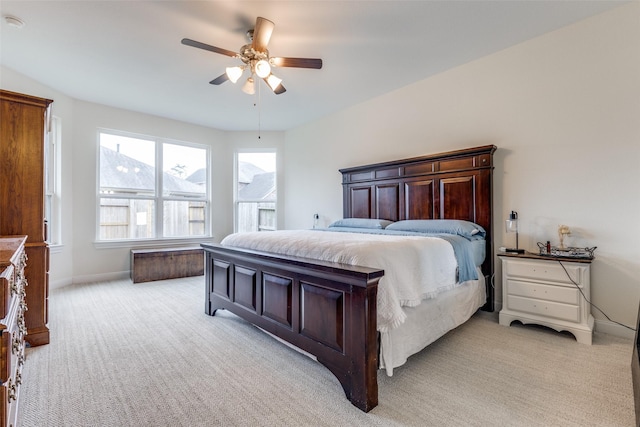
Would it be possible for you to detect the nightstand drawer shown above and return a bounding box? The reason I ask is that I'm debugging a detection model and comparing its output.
[507,295,581,322]
[506,280,580,305]
[505,259,582,285]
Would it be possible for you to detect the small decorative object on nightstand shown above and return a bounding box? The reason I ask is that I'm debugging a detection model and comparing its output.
[557,224,571,250]
[498,251,594,344]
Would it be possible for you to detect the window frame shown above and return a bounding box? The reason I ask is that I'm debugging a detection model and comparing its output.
[45,115,62,249]
[234,149,277,233]
[95,128,211,247]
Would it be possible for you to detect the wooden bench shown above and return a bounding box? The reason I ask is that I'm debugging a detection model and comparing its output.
[130,246,204,283]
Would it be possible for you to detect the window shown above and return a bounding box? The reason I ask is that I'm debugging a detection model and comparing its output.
[235,151,276,233]
[45,116,61,246]
[98,130,209,241]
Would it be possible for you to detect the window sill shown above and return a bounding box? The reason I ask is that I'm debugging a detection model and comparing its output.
[93,236,215,250]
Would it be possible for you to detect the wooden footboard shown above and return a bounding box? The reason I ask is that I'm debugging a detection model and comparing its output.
[201,243,384,412]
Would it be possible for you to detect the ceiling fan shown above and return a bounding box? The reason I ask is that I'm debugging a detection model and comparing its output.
[182,17,322,95]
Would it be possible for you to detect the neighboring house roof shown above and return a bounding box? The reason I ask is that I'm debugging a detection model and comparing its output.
[100,146,204,196]
[238,172,275,201]
[238,161,265,184]
[186,168,206,185]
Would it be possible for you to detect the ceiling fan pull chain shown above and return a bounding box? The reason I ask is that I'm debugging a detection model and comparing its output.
[257,82,262,140]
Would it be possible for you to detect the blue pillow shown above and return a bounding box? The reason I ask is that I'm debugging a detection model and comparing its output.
[386,219,486,240]
[328,218,394,230]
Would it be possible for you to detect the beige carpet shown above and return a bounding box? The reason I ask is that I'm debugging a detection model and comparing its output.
[18,276,635,426]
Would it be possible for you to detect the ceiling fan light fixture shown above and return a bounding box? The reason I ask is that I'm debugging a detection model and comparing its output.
[225,66,244,83]
[265,74,283,91]
[254,59,271,78]
[242,77,256,95]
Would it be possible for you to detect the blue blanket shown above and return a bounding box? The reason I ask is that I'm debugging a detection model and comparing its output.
[314,227,481,282]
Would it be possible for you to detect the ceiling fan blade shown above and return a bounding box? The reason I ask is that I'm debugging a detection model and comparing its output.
[209,73,229,85]
[273,84,286,95]
[271,57,323,69]
[181,38,237,58]
[262,77,286,95]
[252,17,275,52]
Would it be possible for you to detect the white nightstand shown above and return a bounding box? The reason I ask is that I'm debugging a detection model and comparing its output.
[498,252,594,344]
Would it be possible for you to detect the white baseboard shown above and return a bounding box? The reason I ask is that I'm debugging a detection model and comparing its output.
[73,270,131,283]
[71,270,131,286]
[50,271,132,289]
[49,277,73,290]
[594,318,635,340]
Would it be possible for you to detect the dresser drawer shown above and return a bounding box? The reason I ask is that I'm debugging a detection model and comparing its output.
[507,294,581,323]
[506,279,580,305]
[505,259,583,285]
[0,264,13,320]
[0,304,24,385]
[1,368,21,427]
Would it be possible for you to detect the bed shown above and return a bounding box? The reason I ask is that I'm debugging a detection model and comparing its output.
[201,144,496,412]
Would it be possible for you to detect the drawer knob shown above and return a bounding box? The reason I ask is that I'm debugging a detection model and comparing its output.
[7,378,16,402]
[12,336,20,355]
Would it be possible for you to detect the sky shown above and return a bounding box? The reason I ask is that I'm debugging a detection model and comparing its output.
[238,152,275,172]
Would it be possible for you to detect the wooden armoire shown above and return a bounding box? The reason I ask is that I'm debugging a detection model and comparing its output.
[0,89,52,347]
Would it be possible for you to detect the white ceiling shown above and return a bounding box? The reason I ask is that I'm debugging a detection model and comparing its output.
[0,1,627,131]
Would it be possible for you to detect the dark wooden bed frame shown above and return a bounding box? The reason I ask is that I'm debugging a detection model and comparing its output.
[202,145,496,412]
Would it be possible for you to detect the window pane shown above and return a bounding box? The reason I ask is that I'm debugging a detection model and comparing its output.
[163,143,207,198]
[163,201,206,237]
[45,194,52,242]
[236,152,276,233]
[236,202,276,233]
[237,153,276,202]
[45,117,61,245]
[100,133,155,196]
[99,198,155,240]
[97,130,210,242]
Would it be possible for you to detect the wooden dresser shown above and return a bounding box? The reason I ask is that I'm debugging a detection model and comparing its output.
[0,90,53,347]
[0,236,28,427]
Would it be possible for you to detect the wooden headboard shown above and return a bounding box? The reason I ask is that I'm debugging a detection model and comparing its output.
[339,145,497,311]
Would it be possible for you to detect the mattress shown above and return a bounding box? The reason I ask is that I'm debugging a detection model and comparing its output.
[379,271,486,375]
[222,229,467,332]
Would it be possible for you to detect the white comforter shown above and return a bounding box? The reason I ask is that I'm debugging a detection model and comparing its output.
[221,230,459,332]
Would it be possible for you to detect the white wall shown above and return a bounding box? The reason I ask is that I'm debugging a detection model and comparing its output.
[284,3,640,337]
